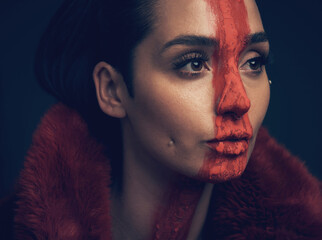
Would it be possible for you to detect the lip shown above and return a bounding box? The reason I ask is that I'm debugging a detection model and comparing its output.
[207,137,250,155]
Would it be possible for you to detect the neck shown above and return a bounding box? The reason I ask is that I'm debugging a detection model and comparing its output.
[149,179,213,240]
[111,126,214,240]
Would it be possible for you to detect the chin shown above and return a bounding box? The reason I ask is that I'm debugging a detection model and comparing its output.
[195,149,249,183]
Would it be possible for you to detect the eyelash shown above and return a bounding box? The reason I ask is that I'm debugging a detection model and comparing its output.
[172,51,269,78]
[240,54,269,75]
[172,51,211,78]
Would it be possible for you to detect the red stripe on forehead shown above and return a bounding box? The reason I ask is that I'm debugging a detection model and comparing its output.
[210,0,250,40]
[216,0,249,49]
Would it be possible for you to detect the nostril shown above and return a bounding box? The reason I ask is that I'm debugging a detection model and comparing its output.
[223,111,242,120]
[232,113,242,120]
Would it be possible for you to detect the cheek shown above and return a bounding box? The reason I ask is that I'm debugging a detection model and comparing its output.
[127,76,213,155]
[246,82,270,157]
[248,82,270,133]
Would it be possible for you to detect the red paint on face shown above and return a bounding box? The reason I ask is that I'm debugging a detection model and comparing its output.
[150,1,253,238]
[198,0,253,182]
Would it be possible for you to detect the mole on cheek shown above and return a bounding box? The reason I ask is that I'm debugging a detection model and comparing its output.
[167,139,175,147]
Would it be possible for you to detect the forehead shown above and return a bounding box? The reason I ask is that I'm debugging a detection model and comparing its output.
[156,0,216,37]
[155,0,264,40]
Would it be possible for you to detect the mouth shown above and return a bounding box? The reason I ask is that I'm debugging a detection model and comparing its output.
[206,136,251,156]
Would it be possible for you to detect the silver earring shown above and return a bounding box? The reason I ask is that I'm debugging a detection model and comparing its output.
[268,80,272,85]
[168,140,174,146]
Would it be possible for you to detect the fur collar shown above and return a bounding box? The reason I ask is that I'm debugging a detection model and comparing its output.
[14,103,322,239]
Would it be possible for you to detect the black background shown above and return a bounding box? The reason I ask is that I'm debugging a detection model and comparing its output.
[1,0,322,198]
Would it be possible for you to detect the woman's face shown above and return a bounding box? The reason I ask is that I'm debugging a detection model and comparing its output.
[121,0,270,182]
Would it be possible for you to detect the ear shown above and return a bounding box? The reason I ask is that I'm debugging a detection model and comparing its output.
[93,61,127,118]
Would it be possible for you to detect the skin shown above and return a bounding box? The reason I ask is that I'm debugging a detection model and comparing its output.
[93,0,270,239]
[199,0,254,182]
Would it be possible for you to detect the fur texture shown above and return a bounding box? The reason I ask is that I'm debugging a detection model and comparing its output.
[11,103,322,239]
[206,128,322,239]
[15,104,112,240]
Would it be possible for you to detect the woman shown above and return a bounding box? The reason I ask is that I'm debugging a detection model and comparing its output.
[1,0,321,239]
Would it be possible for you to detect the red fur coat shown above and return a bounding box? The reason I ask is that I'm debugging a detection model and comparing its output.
[1,103,321,239]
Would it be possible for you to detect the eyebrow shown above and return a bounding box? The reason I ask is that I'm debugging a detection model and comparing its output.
[161,31,268,53]
[247,32,269,44]
[161,35,218,52]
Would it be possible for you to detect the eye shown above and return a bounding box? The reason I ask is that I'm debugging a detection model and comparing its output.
[182,60,204,72]
[240,55,268,75]
[173,52,211,78]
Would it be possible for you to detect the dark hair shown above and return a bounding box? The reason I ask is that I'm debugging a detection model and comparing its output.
[35,0,158,186]
[34,0,158,159]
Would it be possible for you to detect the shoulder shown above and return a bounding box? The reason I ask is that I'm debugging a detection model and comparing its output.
[205,127,322,239]
[14,103,113,239]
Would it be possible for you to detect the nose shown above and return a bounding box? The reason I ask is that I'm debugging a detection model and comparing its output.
[215,66,250,119]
